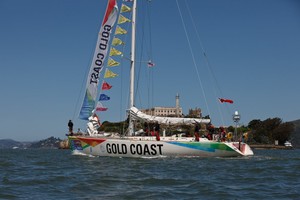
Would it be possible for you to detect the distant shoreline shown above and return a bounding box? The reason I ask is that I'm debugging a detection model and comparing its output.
[250,144,293,150]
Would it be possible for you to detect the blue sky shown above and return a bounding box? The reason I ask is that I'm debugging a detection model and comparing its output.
[1,0,299,141]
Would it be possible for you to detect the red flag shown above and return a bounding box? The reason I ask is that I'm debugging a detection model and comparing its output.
[101,81,112,90]
[147,60,155,67]
[96,102,108,111]
[96,107,108,111]
[218,98,234,104]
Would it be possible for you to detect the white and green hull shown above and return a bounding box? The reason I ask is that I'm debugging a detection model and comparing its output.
[68,136,253,158]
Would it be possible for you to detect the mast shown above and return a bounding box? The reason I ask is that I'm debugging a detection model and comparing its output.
[128,0,137,136]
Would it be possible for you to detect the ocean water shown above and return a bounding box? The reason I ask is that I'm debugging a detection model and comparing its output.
[0,148,299,200]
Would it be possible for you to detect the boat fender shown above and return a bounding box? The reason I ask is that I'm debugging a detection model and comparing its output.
[243,132,248,140]
[227,132,233,139]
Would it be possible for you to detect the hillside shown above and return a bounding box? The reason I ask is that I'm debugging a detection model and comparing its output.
[0,137,63,149]
[29,136,62,149]
[0,139,30,149]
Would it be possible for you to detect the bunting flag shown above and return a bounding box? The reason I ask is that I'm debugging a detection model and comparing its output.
[121,4,131,13]
[108,57,120,67]
[101,81,112,90]
[118,14,131,24]
[104,69,118,78]
[79,0,118,120]
[115,25,127,34]
[112,37,125,46]
[148,60,155,67]
[99,94,110,101]
[96,102,108,111]
[218,98,234,104]
[110,47,123,56]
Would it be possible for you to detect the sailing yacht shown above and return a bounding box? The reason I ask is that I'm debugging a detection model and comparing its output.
[68,0,254,158]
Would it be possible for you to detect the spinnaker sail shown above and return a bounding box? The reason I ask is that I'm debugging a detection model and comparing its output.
[79,0,118,120]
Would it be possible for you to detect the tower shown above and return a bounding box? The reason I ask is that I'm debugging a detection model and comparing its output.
[175,93,180,117]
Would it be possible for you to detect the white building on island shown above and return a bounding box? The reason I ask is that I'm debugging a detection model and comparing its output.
[141,94,183,117]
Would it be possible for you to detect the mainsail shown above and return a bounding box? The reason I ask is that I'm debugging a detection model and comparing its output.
[130,107,211,125]
[79,0,118,120]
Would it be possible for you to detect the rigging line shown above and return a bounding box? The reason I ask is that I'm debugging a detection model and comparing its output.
[184,1,224,98]
[134,0,147,109]
[186,1,237,123]
[146,0,154,109]
[175,0,211,117]
[117,3,132,122]
[120,3,133,123]
[146,0,153,62]
[72,34,97,121]
[135,0,154,110]
[184,0,230,125]
[135,49,144,109]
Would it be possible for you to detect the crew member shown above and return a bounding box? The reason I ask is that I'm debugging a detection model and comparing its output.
[154,122,160,141]
[144,122,149,136]
[194,123,200,141]
[220,126,226,142]
[68,120,74,135]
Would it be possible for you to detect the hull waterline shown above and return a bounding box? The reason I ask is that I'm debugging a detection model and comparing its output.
[68,136,253,158]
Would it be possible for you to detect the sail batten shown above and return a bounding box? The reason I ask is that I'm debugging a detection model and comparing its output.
[79,0,118,120]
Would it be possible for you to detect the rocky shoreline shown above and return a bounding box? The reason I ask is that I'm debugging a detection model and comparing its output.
[59,139,69,149]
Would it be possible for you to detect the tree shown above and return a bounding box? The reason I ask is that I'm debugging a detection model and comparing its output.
[248,119,262,130]
[248,118,294,145]
[272,122,294,145]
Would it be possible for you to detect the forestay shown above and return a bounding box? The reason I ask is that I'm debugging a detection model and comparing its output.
[79,0,118,120]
